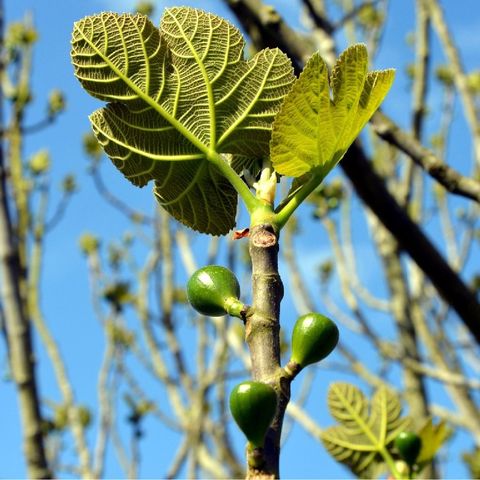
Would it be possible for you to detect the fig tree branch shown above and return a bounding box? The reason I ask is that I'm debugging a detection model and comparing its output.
[0,2,51,474]
[29,186,94,477]
[371,111,480,203]
[428,0,480,166]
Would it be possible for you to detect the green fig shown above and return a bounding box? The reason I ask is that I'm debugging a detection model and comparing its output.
[291,313,339,368]
[394,431,422,466]
[229,381,277,448]
[187,265,242,317]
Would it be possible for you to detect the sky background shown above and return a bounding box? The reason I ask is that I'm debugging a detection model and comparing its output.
[1,0,479,478]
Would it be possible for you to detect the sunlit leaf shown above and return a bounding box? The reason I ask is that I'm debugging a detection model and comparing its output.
[321,382,410,478]
[71,8,294,234]
[416,418,452,466]
[152,161,238,236]
[270,44,395,178]
[327,383,369,430]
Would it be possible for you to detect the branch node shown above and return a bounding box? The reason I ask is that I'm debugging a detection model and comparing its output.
[251,224,277,248]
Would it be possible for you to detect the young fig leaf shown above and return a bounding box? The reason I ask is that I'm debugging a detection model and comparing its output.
[187,265,241,317]
[229,381,277,448]
[270,44,395,179]
[321,383,411,478]
[416,418,451,467]
[291,313,339,368]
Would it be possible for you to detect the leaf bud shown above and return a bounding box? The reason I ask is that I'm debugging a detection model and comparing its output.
[78,233,100,256]
[48,89,66,116]
[135,1,155,16]
[28,150,50,175]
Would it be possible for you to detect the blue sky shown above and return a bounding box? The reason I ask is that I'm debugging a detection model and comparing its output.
[1,0,479,478]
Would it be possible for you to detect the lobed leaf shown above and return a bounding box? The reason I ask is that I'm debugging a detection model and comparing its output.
[71,8,294,234]
[153,162,238,236]
[71,13,168,107]
[416,418,452,466]
[373,387,410,445]
[270,44,395,179]
[327,383,369,431]
[321,382,410,478]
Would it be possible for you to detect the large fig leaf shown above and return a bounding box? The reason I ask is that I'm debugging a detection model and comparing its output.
[71,8,294,234]
[270,44,394,178]
[321,383,410,478]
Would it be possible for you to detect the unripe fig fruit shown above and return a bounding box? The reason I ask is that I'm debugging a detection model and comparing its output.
[229,381,277,448]
[394,431,422,466]
[187,265,241,317]
[291,313,339,368]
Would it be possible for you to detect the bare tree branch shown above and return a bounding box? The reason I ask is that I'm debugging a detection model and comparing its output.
[371,111,480,203]
[428,0,480,166]
[0,2,51,475]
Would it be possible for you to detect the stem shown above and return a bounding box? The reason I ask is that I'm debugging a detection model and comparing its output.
[29,187,93,477]
[274,170,326,229]
[0,137,52,480]
[246,223,287,478]
[247,224,283,380]
[408,464,414,480]
[0,4,51,476]
[379,445,403,480]
[207,151,260,214]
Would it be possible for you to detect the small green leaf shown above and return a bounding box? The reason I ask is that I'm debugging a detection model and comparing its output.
[270,44,395,179]
[416,418,451,466]
[321,383,410,478]
[71,9,294,235]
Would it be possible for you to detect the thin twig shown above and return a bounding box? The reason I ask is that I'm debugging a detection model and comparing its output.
[93,340,115,478]
[29,184,93,477]
[372,111,480,203]
[91,165,153,225]
[428,0,480,166]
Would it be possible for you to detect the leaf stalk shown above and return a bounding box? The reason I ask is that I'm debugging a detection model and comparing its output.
[274,169,327,229]
[208,152,260,214]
